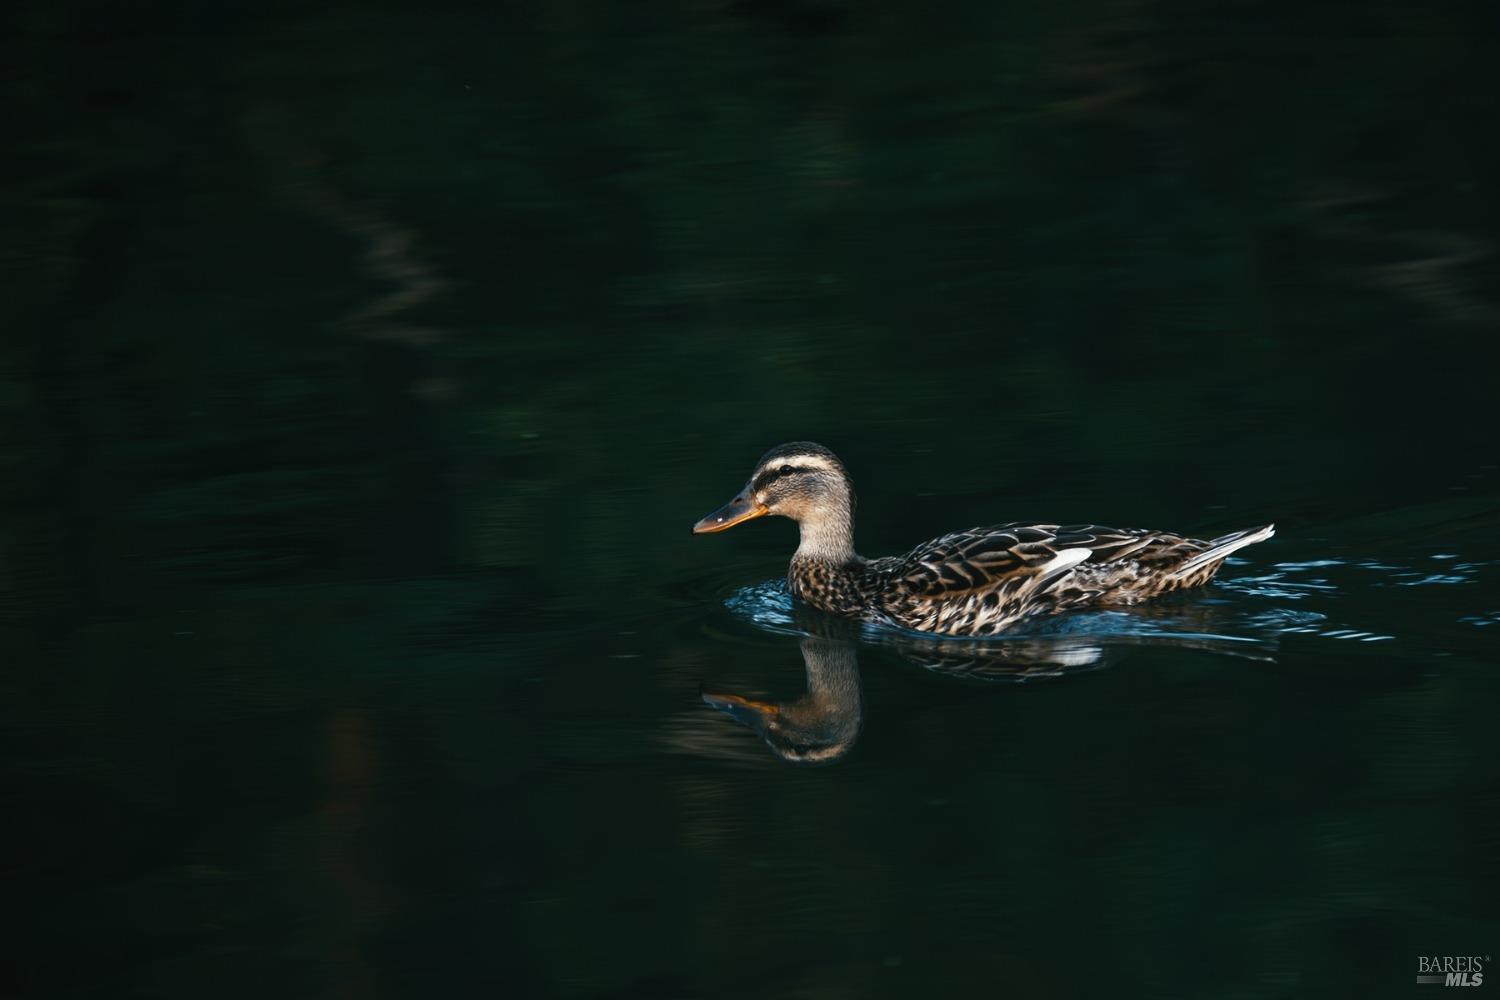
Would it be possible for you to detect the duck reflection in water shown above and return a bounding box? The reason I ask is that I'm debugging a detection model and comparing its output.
[702,633,862,766]
[700,602,1276,764]
[876,598,1278,681]
[698,614,1127,765]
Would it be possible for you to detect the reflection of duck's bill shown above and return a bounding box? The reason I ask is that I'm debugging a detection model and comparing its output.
[701,690,780,727]
[692,495,769,534]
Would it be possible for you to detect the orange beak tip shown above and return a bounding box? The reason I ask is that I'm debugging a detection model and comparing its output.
[691,498,769,535]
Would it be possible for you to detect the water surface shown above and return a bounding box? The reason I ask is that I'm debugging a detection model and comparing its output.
[4,3,1498,997]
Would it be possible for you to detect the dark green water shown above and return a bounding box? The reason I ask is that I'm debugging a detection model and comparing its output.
[4,3,1499,997]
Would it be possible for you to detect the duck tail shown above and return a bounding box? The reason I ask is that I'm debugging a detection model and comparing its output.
[1175,523,1275,575]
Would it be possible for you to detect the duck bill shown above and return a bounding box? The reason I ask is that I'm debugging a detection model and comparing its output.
[692,495,769,534]
[702,690,781,729]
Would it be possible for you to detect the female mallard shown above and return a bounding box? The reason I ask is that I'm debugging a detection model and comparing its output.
[692,441,1274,636]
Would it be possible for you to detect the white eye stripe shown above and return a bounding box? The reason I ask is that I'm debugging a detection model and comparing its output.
[763,455,836,474]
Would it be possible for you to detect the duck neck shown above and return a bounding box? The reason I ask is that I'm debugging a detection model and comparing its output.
[800,636,861,706]
[793,502,856,565]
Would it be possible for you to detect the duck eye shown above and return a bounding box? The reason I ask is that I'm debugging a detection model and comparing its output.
[779,465,793,475]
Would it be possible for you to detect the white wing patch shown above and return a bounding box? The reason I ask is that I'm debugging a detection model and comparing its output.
[1037,547,1091,584]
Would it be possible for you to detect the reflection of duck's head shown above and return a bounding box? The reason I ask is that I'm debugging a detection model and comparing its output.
[701,635,862,765]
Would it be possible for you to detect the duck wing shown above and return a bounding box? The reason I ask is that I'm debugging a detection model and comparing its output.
[873,523,1191,634]
[889,523,1158,597]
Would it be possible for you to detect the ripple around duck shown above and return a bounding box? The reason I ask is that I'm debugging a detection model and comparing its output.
[720,543,1500,667]
[726,576,1341,645]
[723,578,1291,678]
[718,548,1500,674]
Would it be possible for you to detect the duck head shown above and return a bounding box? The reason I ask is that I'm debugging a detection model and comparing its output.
[692,441,856,559]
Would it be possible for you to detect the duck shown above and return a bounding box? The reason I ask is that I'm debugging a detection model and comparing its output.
[692,441,1274,637]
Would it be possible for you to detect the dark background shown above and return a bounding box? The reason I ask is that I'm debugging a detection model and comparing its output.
[3,2,1497,997]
